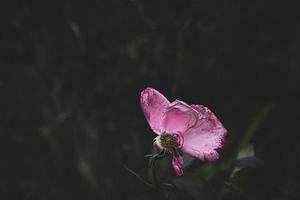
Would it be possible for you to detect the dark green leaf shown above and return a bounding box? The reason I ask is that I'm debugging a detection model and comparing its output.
[234,156,264,168]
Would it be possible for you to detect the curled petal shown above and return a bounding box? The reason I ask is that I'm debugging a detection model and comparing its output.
[140,88,170,134]
[172,154,183,176]
[173,132,184,148]
[181,105,227,161]
[162,100,198,134]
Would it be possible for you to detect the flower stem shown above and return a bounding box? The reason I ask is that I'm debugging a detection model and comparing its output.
[124,165,155,188]
[152,162,164,200]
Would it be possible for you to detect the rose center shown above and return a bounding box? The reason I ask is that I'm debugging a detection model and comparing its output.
[154,133,180,153]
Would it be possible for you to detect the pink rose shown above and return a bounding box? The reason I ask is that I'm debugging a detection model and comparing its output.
[140,87,227,176]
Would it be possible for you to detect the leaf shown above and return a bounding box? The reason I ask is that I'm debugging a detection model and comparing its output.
[230,144,263,178]
[230,156,263,179]
[234,156,264,168]
[237,144,254,160]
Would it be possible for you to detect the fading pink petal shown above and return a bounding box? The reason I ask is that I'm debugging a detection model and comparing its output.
[162,100,198,133]
[140,88,170,134]
[172,154,183,176]
[181,105,227,161]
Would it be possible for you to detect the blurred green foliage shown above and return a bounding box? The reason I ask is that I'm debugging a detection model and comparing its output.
[1,0,300,199]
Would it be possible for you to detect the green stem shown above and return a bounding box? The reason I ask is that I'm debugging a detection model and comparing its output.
[152,162,164,200]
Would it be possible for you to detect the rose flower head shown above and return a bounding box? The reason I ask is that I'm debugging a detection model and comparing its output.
[140,87,227,176]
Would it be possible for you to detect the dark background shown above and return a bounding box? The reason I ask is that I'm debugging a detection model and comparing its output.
[1,0,300,200]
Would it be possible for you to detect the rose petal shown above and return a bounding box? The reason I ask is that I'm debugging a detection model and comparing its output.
[181,105,227,161]
[172,154,184,176]
[140,88,170,134]
[162,100,198,133]
[162,109,191,133]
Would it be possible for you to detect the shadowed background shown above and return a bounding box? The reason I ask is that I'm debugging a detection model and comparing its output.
[0,0,300,199]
